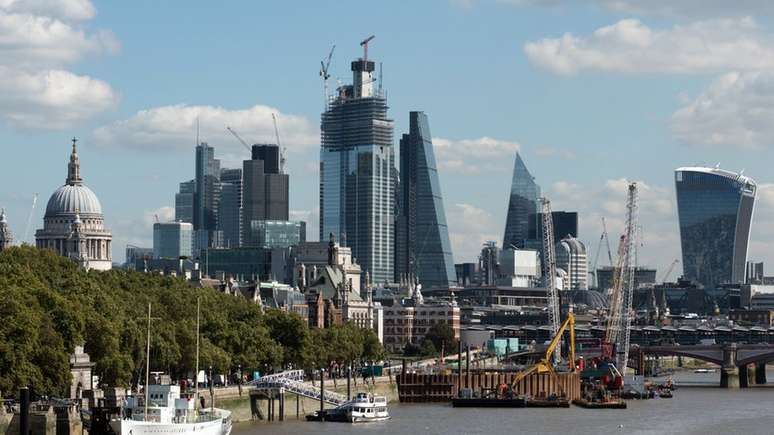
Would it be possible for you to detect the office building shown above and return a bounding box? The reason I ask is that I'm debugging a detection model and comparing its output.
[455,262,481,287]
[320,52,395,284]
[596,266,657,291]
[175,180,195,224]
[746,261,765,284]
[124,245,152,269]
[395,111,456,288]
[503,153,540,249]
[675,167,757,287]
[479,241,501,286]
[528,211,578,241]
[498,248,540,287]
[249,220,305,249]
[194,142,221,251]
[219,168,242,248]
[555,236,588,290]
[242,144,289,246]
[153,221,193,259]
[35,139,112,270]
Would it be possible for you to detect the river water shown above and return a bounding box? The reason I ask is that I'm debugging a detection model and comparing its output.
[233,371,774,435]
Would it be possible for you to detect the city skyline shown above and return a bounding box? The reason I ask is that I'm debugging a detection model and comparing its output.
[2,1,774,277]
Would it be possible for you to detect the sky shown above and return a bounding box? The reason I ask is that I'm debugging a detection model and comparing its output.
[2,0,774,278]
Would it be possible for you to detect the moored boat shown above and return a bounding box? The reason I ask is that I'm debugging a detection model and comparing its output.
[307,393,390,423]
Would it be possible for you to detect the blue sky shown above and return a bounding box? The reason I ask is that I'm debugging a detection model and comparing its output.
[2,0,774,277]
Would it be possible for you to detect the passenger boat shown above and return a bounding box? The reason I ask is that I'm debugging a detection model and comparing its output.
[307,393,390,423]
[109,301,232,435]
[110,385,232,435]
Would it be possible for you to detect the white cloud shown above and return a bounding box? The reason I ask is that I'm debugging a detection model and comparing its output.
[0,0,96,21]
[110,205,174,262]
[672,71,774,148]
[433,136,520,174]
[548,178,680,276]
[446,203,500,263]
[492,0,774,19]
[0,67,118,129]
[93,104,319,159]
[533,145,576,160]
[0,0,118,129]
[524,18,774,75]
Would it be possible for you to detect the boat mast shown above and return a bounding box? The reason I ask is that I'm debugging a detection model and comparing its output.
[195,297,200,410]
[145,303,151,421]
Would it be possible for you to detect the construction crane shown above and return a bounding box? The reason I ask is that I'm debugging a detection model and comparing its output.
[600,183,639,380]
[272,113,287,174]
[23,193,38,244]
[660,259,680,283]
[540,197,560,362]
[510,313,575,388]
[616,183,639,374]
[590,216,614,288]
[226,126,251,152]
[319,44,335,110]
[360,35,375,63]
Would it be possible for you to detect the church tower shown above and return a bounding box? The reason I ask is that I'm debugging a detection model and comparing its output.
[0,209,12,252]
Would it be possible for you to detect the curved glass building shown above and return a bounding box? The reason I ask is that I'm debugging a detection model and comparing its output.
[503,153,540,249]
[675,167,756,287]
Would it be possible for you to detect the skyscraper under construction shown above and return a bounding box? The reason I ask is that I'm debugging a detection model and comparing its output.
[320,43,395,285]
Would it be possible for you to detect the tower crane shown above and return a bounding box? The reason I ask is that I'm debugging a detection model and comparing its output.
[23,193,38,244]
[226,126,251,152]
[540,197,560,362]
[272,113,287,174]
[319,44,335,110]
[591,216,614,288]
[360,35,375,63]
[660,259,680,283]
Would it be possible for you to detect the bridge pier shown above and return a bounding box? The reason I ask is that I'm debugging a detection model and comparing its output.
[721,343,740,389]
[739,365,750,388]
[756,362,767,385]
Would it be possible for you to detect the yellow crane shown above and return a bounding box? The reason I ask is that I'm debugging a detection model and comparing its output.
[510,313,576,389]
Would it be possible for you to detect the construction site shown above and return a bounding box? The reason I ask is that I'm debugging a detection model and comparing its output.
[395,182,675,409]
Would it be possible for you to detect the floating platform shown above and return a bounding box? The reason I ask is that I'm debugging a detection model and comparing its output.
[451,397,527,408]
[451,397,569,408]
[572,399,627,409]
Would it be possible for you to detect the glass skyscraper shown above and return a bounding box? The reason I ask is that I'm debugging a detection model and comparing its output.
[242,144,289,246]
[395,111,456,288]
[219,167,242,249]
[503,153,541,249]
[194,142,221,251]
[675,167,757,287]
[320,55,395,285]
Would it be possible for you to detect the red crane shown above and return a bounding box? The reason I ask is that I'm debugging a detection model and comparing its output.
[360,35,375,62]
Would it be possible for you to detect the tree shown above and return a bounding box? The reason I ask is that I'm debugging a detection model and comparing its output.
[424,323,457,356]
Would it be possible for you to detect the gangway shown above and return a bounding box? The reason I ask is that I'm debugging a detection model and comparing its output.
[247,370,348,406]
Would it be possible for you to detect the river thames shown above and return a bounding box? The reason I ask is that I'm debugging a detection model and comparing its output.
[233,371,774,435]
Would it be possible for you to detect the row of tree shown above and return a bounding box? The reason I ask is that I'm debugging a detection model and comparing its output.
[0,246,383,397]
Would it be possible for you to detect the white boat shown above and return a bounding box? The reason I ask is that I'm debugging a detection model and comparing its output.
[110,302,231,435]
[325,393,390,423]
[110,384,232,435]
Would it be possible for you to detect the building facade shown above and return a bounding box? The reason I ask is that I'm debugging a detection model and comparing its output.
[395,111,456,289]
[219,168,242,248]
[194,142,221,251]
[242,144,289,246]
[320,54,395,285]
[528,211,578,241]
[249,220,305,249]
[555,236,588,290]
[153,221,193,259]
[383,300,460,353]
[675,167,757,287]
[175,180,195,224]
[503,153,540,249]
[35,139,112,270]
[0,209,12,252]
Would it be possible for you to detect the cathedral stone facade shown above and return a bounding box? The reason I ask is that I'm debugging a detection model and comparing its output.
[35,139,112,270]
[0,208,12,252]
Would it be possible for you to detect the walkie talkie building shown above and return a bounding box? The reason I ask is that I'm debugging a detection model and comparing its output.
[675,167,756,288]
